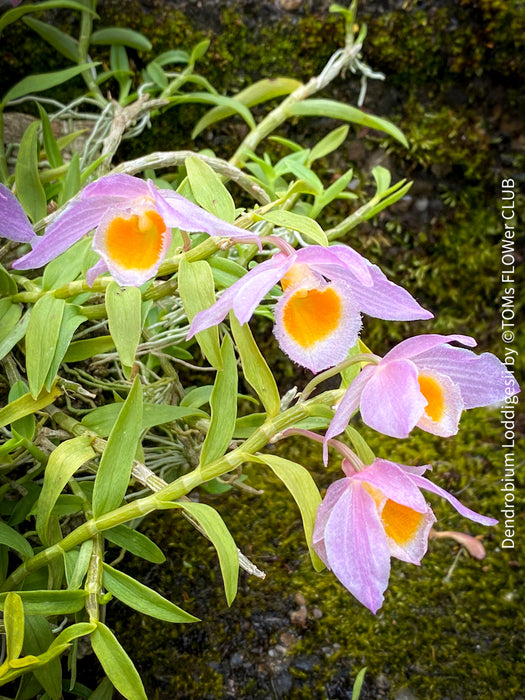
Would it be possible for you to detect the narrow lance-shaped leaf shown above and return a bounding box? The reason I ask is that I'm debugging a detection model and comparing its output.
[106,281,142,378]
[25,295,65,397]
[36,435,95,546]
[179,258,222,369]
[36,103,63,169]
[14,121,47,224]
[23,615,63,700]
[24,16,79,63]
[0,520,34,561]
[102,564,199,623]
[230,312,280,418]
[2,63,100,106]
[45,304,85,390]
[4,593,24,662]
[257,209,328,246]
[199,334,237,467]
[0,1,97,36]
[0,383,61,429]
[104,525,165,564]
[90,27,152,50]
[90,622,147,700]
[176,501,239,606]
[185,155,235,222]
[92,376,143,518]
[252,453,324,571]
[0,590,87,616]
[8,380,35,441]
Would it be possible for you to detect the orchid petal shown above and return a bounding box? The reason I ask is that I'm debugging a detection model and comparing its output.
[312,477,350,565]
[0,184,36,243]
[384,334,476,362]
[415,345,520,408]
[12,196,119,269]
[324,482,391,614]
[297,244,374,287]
[352,459,428,512]
[82,173,150,200]
[348,263,433,320]
[86,258,109,287]
[409,473,498,526]
[359,359,427,438]
[273,278,362,373]
[149,183,258,242]
[384,503,435,565]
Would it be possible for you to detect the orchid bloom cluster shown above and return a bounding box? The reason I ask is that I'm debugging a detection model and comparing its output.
[1,172,520,614]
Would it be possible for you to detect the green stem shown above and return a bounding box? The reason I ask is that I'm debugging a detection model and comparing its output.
[77,0,106,108]
[300,353,381,402]
[0,389,342,592]
[0,110,8,184]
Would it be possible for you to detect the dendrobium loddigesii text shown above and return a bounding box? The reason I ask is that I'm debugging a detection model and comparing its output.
[325,334,520,451]
[312,457,498,613]
[9,174,256,287]
[188,244,433,373]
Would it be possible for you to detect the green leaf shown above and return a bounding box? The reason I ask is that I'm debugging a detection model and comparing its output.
[288,99,408,147]
[169,92,256,131]
[0,1,97,36]
[81,401,205,438]
[25,295,65,397]
[352,666,367,700]
[178,258,222,369]
[232,412,266,438]
[64,540,93,590]
[229,313,280,417]
[309,124,349,163]
[0,310,30,363]
[90,622,147,700]
[0,383,61,430]
[180,384,213,408]
[103,564,199,623]
[36,436,95,546]
[185,156,235,222]
[2,63,99,106]
[63,335,116,362]
[199,334,237,467]
[8,380,35,441]
[310,167,354,218]
[0,263,17,296]
[257,209,328,246]
[372,165,391,195]
[192,77,302,138]
[344,425,375,466]
[208,255,246,289]
[23,16,79,63]
[0,590,87,616]
[14,121,47,224]
[0,520,34,561]
[105,525,165,564]
[92,376,143,518]
[58,151,81,206]
[45,305,85,390]
[4,593,24,662]
[23,615,62,700]
[36,103,63,169]
[90,27,152,50]
[252,453,324,571]
[176,501,238,605]
[145,60,168,89]
[42,237,91,290]
[106,282,142,377]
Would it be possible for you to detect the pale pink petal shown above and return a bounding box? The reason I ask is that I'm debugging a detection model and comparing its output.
[414,345,520,408]
[352,459,428,512]
[312,477,350,565]
[349,263,433,320]
[298,244,373,287]
[324,365,376,462]
[408,473,498,526]
[323,482,391,614]
[0,184,36,243]
[187,254,292,337]
[86,258,109,286]
[359,359,427,438]
[430,529,487,559]
[82,173,150,200]
[12,197,119,270]
[149,183,258,242]
[273,278,362,373]
[384,334,476,362]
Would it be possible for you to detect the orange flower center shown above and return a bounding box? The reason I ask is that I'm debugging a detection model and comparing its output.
[282,286,342,348]
[418,375,445,422]
[381,499,424,545]
[105,209,166,271]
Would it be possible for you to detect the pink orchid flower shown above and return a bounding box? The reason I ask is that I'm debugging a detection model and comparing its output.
[0,183,37,244]
[188,244,432,373]
[325,334,520,448]
[313,458,497,613]
[9,174,255,287]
